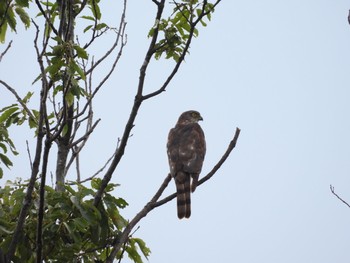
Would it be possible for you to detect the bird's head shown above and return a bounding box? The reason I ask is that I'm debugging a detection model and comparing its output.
[177,110,203,124]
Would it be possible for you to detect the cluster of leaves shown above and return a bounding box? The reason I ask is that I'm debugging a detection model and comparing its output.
[0,92,34,178]
[149,0,215,61]
[0,178,150,262]
[0,0,31,43]
[42,39,89,109]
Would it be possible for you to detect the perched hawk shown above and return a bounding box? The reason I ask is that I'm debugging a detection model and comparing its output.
[167,110,206,219]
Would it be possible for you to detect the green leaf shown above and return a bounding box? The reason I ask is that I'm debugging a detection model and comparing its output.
[83,25,93,33]
[65,91,74,107]
[15,7,30,29]
[0,153,13,168]
[200,19,207,27]
[61,124,68,137]
[0,23,8,43]
[115,197,128,209]
[91,178,101,190]
[70,60,86,80]
[90,2,101,20]
[81,15,95,21]
[0,143,7,153]
[133,238,151,259]
[15,0,29,7]
[22,92,34,104]
[105,182,120,192]
[73,45,88,59]
[46,59,64,77]
[0,107,19,124]
[126,241,142,263]
[28,117,37,129]
[73,217,89,231]
[95,23,107,31]
[0,167,3,178]
[5,7,17,32]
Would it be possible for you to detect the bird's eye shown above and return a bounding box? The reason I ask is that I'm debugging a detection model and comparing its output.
[191,112,197,117]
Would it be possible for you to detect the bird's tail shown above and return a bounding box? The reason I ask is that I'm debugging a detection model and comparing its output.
[176,180,191,219]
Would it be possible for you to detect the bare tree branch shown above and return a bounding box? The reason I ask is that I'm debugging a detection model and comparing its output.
[0,40,12,62]
[106,127,241,262]
[6,22,48,263]
[93,0,166,207]
[330,185,350,209]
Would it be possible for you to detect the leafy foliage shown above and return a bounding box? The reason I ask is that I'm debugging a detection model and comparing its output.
[0,0,31,43]
[149,0,215,61]
[0,179,150,262]
[0,0,220,262]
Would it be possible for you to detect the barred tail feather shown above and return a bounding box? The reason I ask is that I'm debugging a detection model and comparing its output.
[184,178,191,218]
[176,183,186,219]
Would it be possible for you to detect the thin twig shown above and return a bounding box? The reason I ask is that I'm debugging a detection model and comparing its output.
[330,185,350,209]
[67,150,116,185]
[0,40,12,62]
[26,140,33,171]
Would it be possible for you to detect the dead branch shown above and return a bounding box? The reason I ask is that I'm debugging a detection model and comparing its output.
[330,185,350,209]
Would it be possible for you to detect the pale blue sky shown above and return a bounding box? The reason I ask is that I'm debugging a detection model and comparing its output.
[1,1,350,262]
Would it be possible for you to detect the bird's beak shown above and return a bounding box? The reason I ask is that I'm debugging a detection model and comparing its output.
[199,116,203,121]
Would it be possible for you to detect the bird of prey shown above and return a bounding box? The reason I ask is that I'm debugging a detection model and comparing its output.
[167,110,206,219]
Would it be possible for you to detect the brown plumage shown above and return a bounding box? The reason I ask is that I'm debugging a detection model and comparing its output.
[167,110,206,219]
